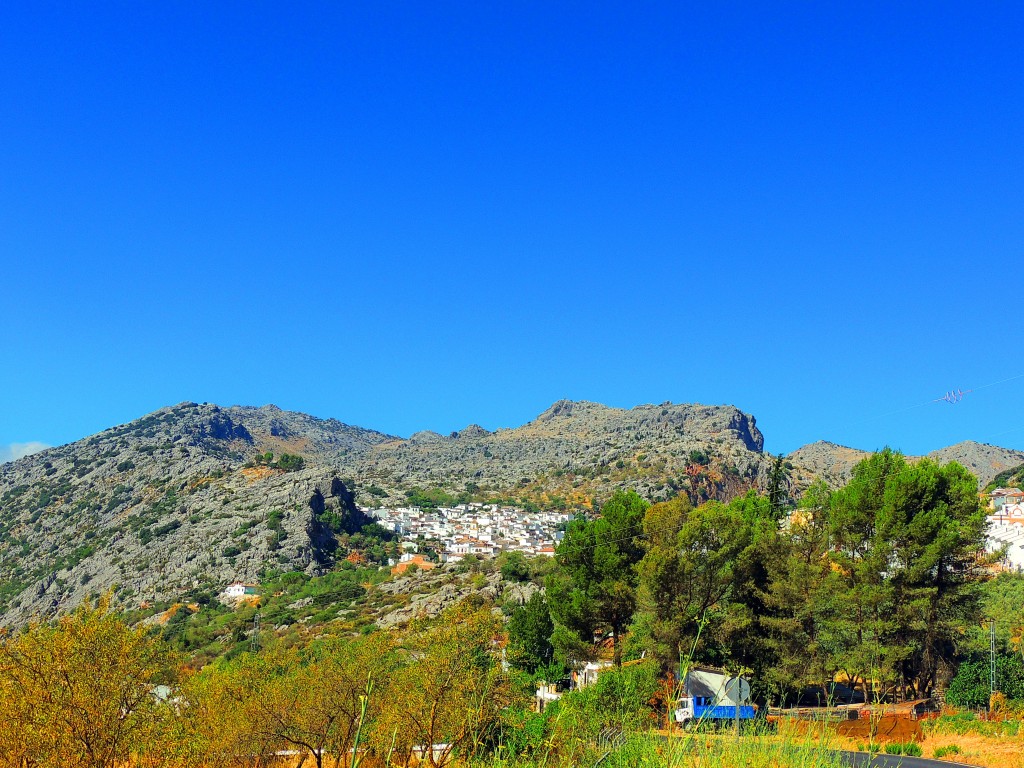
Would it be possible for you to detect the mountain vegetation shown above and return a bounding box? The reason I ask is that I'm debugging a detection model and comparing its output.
[1,444,1020,767]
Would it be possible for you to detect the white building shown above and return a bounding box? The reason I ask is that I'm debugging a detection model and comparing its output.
[221,582,259,601]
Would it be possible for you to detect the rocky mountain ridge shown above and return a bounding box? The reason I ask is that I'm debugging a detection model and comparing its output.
[0,399,767,626]
[2,398,1020,628]
[786,439,1024,487]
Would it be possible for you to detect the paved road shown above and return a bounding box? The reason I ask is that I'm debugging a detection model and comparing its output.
[838,750,980,768]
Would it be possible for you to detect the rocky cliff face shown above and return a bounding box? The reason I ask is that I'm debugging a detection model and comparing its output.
[353,399,768,506]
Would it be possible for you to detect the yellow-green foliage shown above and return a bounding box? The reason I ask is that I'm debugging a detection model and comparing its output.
[0,596,172,768]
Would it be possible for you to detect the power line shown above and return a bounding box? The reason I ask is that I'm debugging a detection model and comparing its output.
[869,372,1024,421]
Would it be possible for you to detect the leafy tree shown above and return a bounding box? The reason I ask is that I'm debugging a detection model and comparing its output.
[761,481,846,701]
[718,491,786,686]
[634,496,748,670]
[877,458,989,696]
[766,452,791,520]
[173,634,395,768]
[275,453,305,471]
[498,550,531,583]
[946,655,1024,708]
[547,490,648,666]
[972,573,1024,658]
[821,450,989,700]
[0,597,173,768]
[374,603,524,768]
[826,448,906,699]
[404,487,459,510]
[507,592,557,674]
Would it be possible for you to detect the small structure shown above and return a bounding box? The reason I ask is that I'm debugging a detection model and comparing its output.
[221,582,259,602]
[536,682,564,713]
[575,660,615,689]
[391,554,436,576]
[990,488,1024,510]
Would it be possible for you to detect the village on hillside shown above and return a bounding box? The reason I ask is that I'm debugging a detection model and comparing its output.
[985,486,1024,571]
[369,502,568,571]
[221,487,1024,601]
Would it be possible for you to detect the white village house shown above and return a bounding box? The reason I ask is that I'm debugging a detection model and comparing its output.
[220,582,259,601]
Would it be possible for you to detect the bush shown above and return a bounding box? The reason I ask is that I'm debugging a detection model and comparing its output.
[947,654,1024,708]
[924,713,1021,737]
[553,660,659,741]
[275,453,304,472]
[500,704,555,757]
[884,742,922,756]
[933,744,962,758]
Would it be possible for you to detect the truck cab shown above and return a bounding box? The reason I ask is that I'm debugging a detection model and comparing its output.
[673,696,697,726]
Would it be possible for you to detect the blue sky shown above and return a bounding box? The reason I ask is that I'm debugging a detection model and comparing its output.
[2,2,1023,460]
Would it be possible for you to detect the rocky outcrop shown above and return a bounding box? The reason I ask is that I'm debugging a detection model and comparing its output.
[375,568,522,629]
[787,439,1024,488]
[356,400,769,506]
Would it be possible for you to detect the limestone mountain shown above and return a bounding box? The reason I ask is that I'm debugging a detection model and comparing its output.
[785,441,871,487]
[354,399,769,507]
[925,441,1024,487]
[6,397,1017,629]
[0,399,769,625]
[786,438,1024,487]
[0,402,394,626]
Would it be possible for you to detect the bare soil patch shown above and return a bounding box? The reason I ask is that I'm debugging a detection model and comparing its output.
[835,716,923,743]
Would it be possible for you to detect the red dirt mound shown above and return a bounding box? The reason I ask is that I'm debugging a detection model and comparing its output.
[836,716,923,743]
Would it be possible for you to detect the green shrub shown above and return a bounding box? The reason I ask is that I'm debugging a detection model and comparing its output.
[933,744,962,758]
[553,659,659,741]
[884,742,922,756]
[925,711,1021,737]
[947,655,1024,708]
[275,453,304,471]
[500,704,554,757]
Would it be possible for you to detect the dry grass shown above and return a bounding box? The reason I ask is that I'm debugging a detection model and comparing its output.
[733,715,1024,768]
[240,465,278,482]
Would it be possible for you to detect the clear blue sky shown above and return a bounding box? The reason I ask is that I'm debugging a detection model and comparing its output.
[2,2,1023,462]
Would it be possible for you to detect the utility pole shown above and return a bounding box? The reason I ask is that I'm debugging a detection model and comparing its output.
[251,612,261,653]
[990,618,997,702]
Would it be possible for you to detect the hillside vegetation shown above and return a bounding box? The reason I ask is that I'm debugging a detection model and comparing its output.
[2,446,1021,768]
[1,398,1020,630]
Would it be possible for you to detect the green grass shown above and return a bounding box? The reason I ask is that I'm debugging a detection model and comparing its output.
[482,728,844,768]
[924,712,1021,737]
[883,742,922,756]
